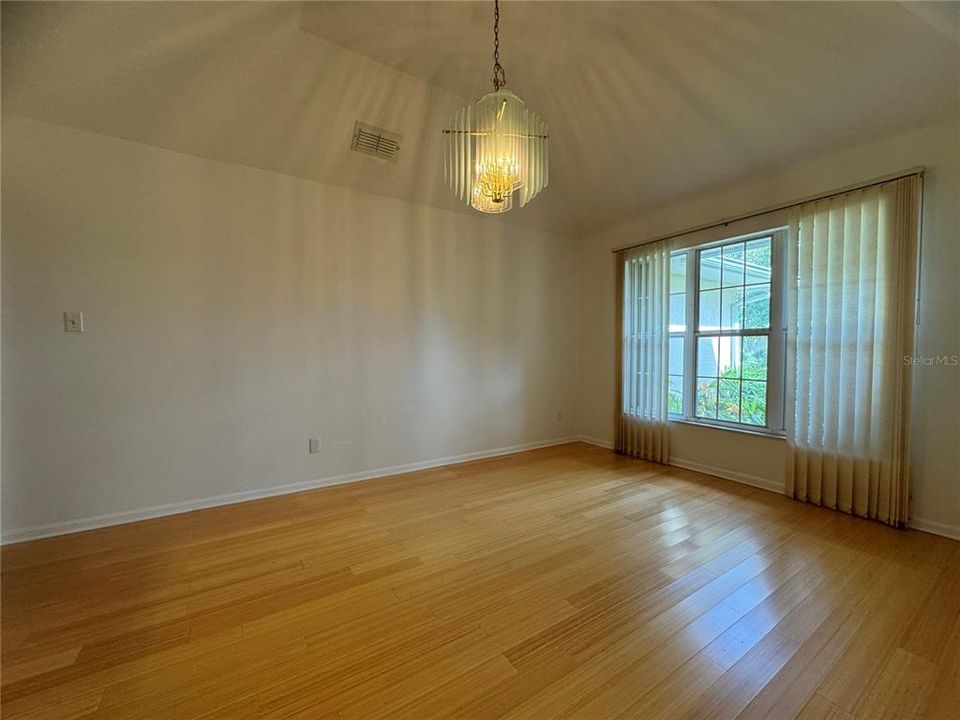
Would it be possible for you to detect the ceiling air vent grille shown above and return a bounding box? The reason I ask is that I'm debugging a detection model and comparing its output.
[351,121,402,162]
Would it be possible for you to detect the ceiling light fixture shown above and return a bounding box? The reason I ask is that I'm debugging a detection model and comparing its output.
[442,0,549,214]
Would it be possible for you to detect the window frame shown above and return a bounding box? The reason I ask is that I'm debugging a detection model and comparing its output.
[669,227,787,436]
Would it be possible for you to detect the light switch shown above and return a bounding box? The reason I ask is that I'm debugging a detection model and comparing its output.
[63,311,84,333]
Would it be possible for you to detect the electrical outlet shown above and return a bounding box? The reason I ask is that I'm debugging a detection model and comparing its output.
[556,410,563,422]
[308,437,321,454]
[63,311,84,333]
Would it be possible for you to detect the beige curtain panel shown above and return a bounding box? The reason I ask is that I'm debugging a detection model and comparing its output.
[615,240,670,462]
[785,174,922,527]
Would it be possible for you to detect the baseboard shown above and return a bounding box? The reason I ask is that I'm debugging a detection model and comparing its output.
[910,517,960,542]
[9,438,952,545]
[667,457,786,495]
[575,435,614,449]
[667,459,960,542]
[568,439,785,496]
[1,436,580,545]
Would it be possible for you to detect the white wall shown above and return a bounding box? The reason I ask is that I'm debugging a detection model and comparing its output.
[1,116,579,539]
[577,117,960,537]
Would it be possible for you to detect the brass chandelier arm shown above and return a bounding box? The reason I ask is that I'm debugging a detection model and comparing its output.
[441,130,550,139]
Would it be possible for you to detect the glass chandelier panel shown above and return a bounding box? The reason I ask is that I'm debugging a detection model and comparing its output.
[442,1,549,214]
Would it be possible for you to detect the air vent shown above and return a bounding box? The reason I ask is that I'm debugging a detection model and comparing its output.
[351,121,402,162]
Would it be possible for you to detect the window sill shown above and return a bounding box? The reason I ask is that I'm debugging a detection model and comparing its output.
[668,417,786,440]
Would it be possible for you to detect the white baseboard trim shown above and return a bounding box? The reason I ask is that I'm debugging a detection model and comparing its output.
[567,439,785,496]
[668,459,960,543]
[575,435,614,449]
[910,517,960,542]
[667,457,786,496]
[9,437,953,546]
[1,436,581,545]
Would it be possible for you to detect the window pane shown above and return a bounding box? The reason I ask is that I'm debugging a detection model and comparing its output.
[669,294,686,332]
[668,375,684,415]
[745,237,772,285]
[741,380,767,425]
[742,336,768,380]
[718,336,741,379]
[699,289,721,330]
[696,378,718,419]
[697,336,719,377]
[679,233,779,431]
[721,242,745,287]
[699,247,721,290]
[669,336,685,376]
[720,287,744,330]
[670,253,687,293]
[718,379,740,422]
[743,284,771,329]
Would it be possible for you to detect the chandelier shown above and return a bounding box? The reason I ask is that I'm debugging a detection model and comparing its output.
[442,0,549,214]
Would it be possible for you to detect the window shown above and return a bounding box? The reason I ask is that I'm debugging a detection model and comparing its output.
[669,228,786,434]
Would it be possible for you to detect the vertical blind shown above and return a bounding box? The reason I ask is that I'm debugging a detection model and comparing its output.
[615,240,670,462]
[785,174,922,527]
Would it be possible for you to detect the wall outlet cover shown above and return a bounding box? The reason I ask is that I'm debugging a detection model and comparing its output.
[63,311,84,333]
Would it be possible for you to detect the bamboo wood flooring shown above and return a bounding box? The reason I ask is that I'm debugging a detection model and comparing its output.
[1,442,958,719]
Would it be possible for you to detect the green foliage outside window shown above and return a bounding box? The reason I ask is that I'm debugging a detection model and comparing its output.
[715,365,767,425]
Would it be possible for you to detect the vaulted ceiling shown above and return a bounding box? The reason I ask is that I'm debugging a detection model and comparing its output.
[3,1,958,236]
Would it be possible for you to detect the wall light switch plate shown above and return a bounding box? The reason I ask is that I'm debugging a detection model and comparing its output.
[63,311,84,333]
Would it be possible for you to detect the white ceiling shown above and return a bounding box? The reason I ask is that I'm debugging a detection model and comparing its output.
[3,1,958,236]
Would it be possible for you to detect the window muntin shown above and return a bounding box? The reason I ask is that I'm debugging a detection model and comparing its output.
[668,254,687,415]
[668,229,786,434]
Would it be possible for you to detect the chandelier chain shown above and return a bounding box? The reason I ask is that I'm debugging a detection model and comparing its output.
[492,0,506,91]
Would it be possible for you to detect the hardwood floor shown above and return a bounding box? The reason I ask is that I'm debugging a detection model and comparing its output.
[1,442,958,719]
